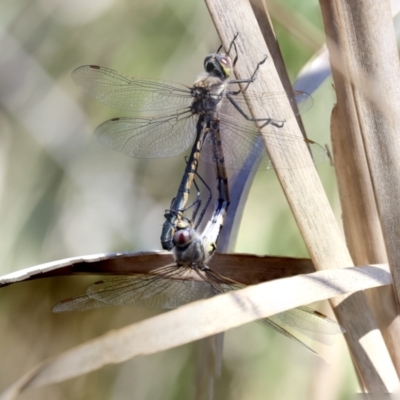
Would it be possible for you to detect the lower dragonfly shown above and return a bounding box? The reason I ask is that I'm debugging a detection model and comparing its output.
[53,199,345,354]
[72,34,327,251]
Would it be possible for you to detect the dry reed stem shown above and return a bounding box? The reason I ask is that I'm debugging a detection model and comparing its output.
[205,0,398,392]
[265,0,324,52]
[320,0,400,380]
[0,252,315,287]
[0,263,392,400]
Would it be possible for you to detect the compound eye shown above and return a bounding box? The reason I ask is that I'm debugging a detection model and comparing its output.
[220,56,228,65]
[205,62,215,73]
[173,229,193,246]
[203,54,212,69]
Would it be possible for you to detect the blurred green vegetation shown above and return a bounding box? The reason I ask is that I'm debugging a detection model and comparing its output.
[0,0,356,399]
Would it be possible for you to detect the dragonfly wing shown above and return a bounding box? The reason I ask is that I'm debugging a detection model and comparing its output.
[221,115,327,169]
[95,111,196,158]
[72,65,193,112]
[52,294,111,313]
[261,317,317,354]
[224,87,313,121]
[86,276,214,309]
[269,305,345,335]
[219,283,343,352]
[201,117,268,170]
[220,283,344,335]
[201,97,327,170]
[53,275,215,312]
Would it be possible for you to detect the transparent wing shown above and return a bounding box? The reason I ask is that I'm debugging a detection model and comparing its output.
[260,317,317,354]
[52,294,110,313]
[221,283,344,335]
[72,65,193,112]
[73,65,323,166]
[269,306,345,335]
[224,87,314,122]
[201,98,327,170]
[94,111,196,158]
[52,266,215,313]
[86,275,214,309]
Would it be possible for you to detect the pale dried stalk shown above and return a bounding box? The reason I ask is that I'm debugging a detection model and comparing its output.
[0,252,315,287]
[0,263,392,400]
[205,0,398,392]
[332,103,400,374]
[320,0,400,378]
[265,0,324,52]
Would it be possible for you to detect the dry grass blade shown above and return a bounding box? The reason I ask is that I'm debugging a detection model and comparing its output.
[0,253,312,400]
[0,252,174,286]
[204,0,399,392]
[0,263,392,400]
[320,0,400,377]
[265,0,324,52]
[0,252,315,287]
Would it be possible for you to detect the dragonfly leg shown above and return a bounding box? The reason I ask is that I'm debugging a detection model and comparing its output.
[243,54,268,92]
[179,154,213,230]
[189,191,202,227]
[164,191,205,233]
[225,92,284,128]
[217,32,240,67]
[191,170,213,230]
[226,55,285,127]
[227,32,239,67]
[228,54,268,91]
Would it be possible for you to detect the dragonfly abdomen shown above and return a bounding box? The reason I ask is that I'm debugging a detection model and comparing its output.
[160,116,208,250]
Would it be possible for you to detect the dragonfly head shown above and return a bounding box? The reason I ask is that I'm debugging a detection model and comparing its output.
[173,226,208,269]
[204,53,232,79]
[173,226,195,248]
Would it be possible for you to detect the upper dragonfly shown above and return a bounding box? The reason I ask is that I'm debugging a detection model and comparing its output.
[72,36,326,250]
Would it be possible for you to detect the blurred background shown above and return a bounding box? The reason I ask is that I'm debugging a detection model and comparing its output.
[0,0,368,398]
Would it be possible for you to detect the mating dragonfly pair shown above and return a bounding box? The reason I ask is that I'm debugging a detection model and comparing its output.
[54,35,344,352]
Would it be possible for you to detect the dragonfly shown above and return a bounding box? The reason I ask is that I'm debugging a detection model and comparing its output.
[71,34,327,251]
[52,198,228,313]
[53,200,345,354]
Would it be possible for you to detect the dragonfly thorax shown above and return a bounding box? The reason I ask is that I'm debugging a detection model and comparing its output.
[191,77,227,116]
